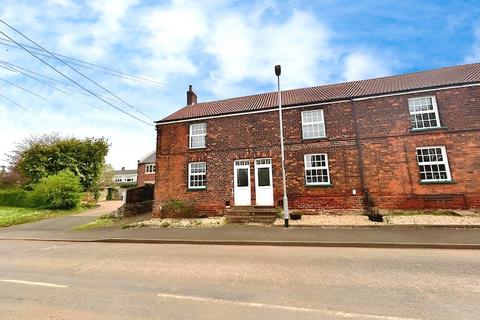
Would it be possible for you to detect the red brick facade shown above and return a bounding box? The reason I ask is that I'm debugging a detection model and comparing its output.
[153,85,480,216]
[136,163,156,186]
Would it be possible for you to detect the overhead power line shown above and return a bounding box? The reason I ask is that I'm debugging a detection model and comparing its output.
[0,94,29,110]
[0,22,153,127]
[0,25,153,120]
[0,76,47,101]
[0,63,105,112]
[0,37,166,88]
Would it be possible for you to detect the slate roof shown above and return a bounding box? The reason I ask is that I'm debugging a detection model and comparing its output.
[157,63,480,123]
[139,151,156,164]
[114,169,137,175]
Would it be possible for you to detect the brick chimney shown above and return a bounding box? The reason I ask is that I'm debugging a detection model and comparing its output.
[187,85,197,105]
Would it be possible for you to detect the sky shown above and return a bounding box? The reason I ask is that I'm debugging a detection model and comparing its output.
[0,0,479,169]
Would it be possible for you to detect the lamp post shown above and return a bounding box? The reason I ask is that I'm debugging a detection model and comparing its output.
[275,65,289,228]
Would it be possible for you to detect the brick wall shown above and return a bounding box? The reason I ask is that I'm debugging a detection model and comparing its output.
[153,86,480,216]
[137,163,156,186]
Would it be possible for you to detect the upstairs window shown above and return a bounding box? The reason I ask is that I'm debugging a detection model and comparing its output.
[188,162,206,189]
[189,123,206,149]
[416,146,452,182]
[408,96,441,130]
[304,154,330,185]
[145,164,155,174]
[301,110,326,139]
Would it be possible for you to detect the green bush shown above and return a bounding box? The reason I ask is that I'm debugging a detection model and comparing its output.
[0,188,29,207]
[161,199,197,218]
[29,170,83,209]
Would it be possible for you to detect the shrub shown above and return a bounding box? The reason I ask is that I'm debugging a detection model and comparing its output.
[0,188,29,207]
[161,199,197,218]
[29,170,83,209]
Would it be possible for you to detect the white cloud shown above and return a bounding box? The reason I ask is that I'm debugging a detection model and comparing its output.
[465,26,480,63]
[342,52,392,82]
[205,9,335,97]
[0,0,401,170]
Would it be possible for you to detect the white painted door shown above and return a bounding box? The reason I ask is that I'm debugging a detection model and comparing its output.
[254,158,274,206]
[234,160,251,206]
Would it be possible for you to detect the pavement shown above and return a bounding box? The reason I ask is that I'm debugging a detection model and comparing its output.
[1,201,480,249]
[5,200,123,231]
[1,240,479,319]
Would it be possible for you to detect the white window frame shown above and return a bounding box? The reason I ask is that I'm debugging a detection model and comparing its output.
[145,163,155,174]
[304,153,331,185]
[188,162,206,189]
[408,96,441,130]
[189,123,206,149]
[416,146,452,182]
[301,109,326,139]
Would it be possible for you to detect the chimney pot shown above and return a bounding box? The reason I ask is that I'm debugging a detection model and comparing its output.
[187,85,197,105]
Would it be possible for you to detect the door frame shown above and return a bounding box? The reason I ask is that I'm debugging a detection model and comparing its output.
[233,159,251,206]
[254,158,274,206]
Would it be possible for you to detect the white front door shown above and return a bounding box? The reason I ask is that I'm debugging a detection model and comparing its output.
[234,160,251,206]
[254,158,274,206]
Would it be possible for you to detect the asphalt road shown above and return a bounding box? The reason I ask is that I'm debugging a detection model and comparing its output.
[0,240,479,320]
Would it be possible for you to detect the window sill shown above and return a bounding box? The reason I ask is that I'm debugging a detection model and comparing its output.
[305,183,334,188]
[302,137,328,142]
[419,180,456,185]
[145,172,155,175]
[187,188,207,192]
[410,126,447,133]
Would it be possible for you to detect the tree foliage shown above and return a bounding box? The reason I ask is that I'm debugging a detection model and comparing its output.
[10,134,109,191]
[29,170,83,209]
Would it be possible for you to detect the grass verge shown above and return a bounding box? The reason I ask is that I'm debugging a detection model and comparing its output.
[74,215,118,231]
[0,206,86,227]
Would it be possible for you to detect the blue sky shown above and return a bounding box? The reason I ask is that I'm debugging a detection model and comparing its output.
[0,0,479,169]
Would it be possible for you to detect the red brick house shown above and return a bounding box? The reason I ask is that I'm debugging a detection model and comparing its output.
[136,151,156,186]
[153,63,480,216]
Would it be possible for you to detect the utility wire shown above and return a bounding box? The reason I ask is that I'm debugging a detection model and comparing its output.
[0,94,29,110]
[0,37,166,88]
[0,60,97,98]
[0,76,47,101]
[0,21,154,120]
[0,63,71,95]
[0,63,105,112]
[0,26,153,127]
[0,28,153,120]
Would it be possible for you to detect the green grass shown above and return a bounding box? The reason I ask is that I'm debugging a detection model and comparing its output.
[385,210,461,217]
[73,215,117,231]
[0,206,85,227]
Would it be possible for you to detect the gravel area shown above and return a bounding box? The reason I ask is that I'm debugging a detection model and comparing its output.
[274,212,480,227]
[127,217,227,229]
[384,215,480,225]
[274,215,381,226]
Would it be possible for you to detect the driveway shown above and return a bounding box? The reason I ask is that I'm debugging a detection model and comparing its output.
[5,201,123,232]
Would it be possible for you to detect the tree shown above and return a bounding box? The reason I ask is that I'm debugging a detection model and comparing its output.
[98,163,115,188]
[9,134,109,191]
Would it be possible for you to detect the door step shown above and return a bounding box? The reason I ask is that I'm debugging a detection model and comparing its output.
[226,206,277,225]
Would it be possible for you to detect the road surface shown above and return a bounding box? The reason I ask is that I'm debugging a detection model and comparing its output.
[0,240,479,319]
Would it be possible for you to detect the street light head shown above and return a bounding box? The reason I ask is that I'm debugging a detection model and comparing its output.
[275,65,281,76]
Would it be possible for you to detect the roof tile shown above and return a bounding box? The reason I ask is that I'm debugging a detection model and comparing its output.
[158,63,480,123]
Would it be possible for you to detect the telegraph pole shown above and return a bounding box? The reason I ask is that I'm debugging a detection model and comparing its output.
[275,65,289,228]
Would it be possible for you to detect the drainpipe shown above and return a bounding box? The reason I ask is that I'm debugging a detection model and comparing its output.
[350,98,368,205]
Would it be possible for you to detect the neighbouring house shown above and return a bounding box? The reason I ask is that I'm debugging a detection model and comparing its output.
[153,63,480,217]
[113,167,138,186]
[137,151,156,186]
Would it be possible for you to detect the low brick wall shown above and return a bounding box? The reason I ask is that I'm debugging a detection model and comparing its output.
[115,200,153,218]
